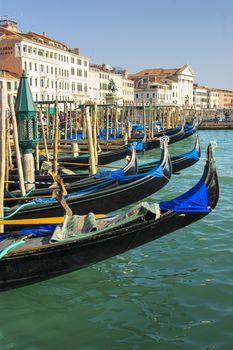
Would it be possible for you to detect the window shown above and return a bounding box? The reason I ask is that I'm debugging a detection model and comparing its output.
[14,82,17,90]
[71,57,74,64]
[40,79,44,87]
[84,61,87,67]
[35,78,38,87]
[35,63,37,71]
[77,69,82,77]
[77,83,82,91]
[24,61,27,70]
[30,77,33,86]
[77,59,82,65]
[7,82,11,90]
[16,44,21,56]
[136,94,138,98]
[51,66,53,74]
[84,70,87,78]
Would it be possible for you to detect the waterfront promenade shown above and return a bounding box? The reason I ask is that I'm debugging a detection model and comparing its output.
[199,121,233,129]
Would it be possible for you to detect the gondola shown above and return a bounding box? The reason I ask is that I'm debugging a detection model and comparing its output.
[145,126,185,150]
[5,146,138,203]
[4,142,171,230]
[0,144,219,291]
[138,135,201,174]
[7,136,200,191]
[54,147,131,170]
[11,147,131,172]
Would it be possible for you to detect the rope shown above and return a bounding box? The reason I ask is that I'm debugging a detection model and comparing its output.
[5,180,53,185]
[0,240,25,260]
[6,187,35,198]
[1,202,36,220]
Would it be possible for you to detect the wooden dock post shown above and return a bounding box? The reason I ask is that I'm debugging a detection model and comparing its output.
[9,96,26,196]
[86,106,97,175]
[106,106,109,141]
[53,100,59,177]
[93,103,98,166]
[142,99,146,130]
[0,88,6,232]
[64,102,68,140]
[39,109,50,161]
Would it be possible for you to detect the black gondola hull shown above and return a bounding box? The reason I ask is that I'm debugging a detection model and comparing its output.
[0,144,218,291]
[0,211,206,292]
[5,174,169,231]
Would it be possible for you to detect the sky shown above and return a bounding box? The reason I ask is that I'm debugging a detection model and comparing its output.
[1,0,233,89]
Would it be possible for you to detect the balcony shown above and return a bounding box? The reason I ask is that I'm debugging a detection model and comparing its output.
[22,51,59,64]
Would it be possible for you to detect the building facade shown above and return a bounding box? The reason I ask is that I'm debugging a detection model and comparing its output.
[208,89,219,109]
[217,89,233,108]
[129,65,195,107]
[134,80,174,106]
[0,19,90,104]
[90,64,134,105]
[193,84,208,109]
[0,69,19,105]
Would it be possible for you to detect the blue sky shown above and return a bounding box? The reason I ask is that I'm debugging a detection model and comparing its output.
[1,0,233,89]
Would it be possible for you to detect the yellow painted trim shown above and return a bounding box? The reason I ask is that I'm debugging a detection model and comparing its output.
[0,214,106,226]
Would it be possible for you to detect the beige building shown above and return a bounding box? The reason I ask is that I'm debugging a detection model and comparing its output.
[217,89,233,108]
[90,64,134,105]
[130,65,195,107]
[0,69,19,105]
[0,19,90,104]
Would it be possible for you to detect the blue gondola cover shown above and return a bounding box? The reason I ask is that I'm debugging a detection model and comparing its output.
[159,180,211,212]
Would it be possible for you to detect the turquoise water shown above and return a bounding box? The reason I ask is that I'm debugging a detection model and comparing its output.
[0,130,232,350]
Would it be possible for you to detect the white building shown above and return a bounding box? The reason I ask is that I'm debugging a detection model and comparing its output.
[90,64,134,105]
[0,69,19,105]
[0,19,89,104]
[134,80,174,106]
[208,89,219,109]
[130,65,195,107]
[193,84,208,109]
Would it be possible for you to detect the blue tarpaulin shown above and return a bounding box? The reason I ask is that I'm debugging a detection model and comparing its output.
[159,180,211,212]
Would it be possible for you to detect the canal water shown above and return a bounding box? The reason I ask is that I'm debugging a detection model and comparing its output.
[0,130,232,350]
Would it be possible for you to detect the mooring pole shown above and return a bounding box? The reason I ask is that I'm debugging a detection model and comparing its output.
[86,106,97,175]
[0,88,6,232]
[9,96,26,196]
